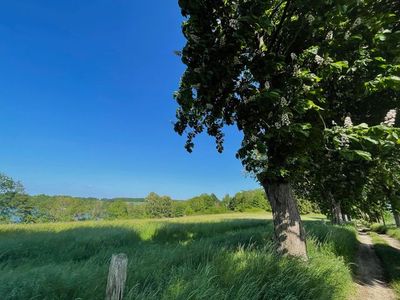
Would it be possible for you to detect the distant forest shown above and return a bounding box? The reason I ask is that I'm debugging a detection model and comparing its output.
[0,188,320,224]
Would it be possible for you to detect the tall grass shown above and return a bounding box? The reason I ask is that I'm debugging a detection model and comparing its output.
[370,223,400,241]
[387,228,400,240]
[0,214,357,299]
[369,232,400,296]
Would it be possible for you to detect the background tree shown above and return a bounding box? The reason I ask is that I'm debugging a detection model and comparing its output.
[0,173,31,223]
[145,192,173,218]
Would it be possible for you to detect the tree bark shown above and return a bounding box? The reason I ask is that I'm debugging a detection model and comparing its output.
[394,212,400,228]
[341,212,348,223]
[390,197,400,228]
[391,205,400,228]
[262,181,308,260]
[330,195,343,225]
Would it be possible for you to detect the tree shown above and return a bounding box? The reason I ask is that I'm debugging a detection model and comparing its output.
[174,0,399,258]
[107,200,129,219]
[229,189,271,212]
[0,173,30,223]
[322,115,400,222]
[145,192,173,218]
[0,173,24,194]
[186,193,220,213]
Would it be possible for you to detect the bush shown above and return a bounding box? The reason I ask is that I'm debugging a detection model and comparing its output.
[145,192,173,218]
[228,189,271,212]
[298,198,321,214]
[370,223,388,234]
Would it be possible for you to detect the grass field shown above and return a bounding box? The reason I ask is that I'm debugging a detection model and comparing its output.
[0,213,358,300]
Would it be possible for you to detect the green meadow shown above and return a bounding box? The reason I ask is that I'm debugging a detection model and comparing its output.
[0,213,358,300]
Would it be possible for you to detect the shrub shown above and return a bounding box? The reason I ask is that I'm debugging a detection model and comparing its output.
[370,223,387,234]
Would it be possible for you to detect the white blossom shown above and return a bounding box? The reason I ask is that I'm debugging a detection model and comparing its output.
[383,109,397,127]
[352,17,362,29]
[325,31,333,40]
[293,64,300,76]
[307,14,315,23]
[264,81,270,90]
[290,53,297,60]
[332,120,337,126]
[339,134,350,148]
[280,97,288,107]
[344,31,351,40]
[344,116,353,128]
[315,55,324,65]
[229,19,239,30]
[281,113,290,126]
[275,122,281,129]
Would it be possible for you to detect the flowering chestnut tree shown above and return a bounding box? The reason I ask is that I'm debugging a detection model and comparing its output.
[174,0,399,258]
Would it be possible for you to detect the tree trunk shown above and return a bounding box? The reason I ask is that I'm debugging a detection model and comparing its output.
[394,212,400,228]
[381,210,386,227]
[262,181,308,260]
[341,211,348,223]
[331,195,343,225]
[391,205,400,228]
[390,197,400,228]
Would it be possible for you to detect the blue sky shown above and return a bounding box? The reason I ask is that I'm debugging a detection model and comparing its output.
[0,1,259,199]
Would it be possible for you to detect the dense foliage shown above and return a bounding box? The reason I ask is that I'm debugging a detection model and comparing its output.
[174,0,399,256]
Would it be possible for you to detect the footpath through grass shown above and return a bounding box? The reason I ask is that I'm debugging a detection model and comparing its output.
[370,232,400,297]
[0,213,357,300]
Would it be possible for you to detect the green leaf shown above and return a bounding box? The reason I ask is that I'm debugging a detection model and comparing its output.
[353,150,372,161]
[361,136,379,145]
[306,100,323,111]
[330,61,349,71]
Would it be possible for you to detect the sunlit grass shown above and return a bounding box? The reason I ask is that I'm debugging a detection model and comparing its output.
[0,213,356,299]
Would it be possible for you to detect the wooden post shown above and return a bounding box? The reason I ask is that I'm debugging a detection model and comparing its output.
[105,253,128,300]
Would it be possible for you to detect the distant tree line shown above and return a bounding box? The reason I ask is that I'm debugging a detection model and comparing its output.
[0,173,320,224]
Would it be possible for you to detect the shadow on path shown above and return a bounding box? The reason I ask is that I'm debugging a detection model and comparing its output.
[352,231,396,300]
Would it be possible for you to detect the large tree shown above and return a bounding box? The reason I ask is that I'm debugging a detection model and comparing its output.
[174,0,399,258]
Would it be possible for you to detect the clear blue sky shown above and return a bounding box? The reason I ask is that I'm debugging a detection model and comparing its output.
[0,1,259,199]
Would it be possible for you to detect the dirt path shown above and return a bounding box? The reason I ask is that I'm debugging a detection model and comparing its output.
[352,231,396,300]
[379,233,400,250]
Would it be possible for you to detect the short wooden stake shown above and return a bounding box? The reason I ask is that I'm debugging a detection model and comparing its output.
[105,253,128,300]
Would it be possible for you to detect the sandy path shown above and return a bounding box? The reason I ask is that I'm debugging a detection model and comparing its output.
[351,231,396,300]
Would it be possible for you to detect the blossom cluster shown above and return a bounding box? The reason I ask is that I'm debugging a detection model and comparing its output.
[383,109,397,127]
[344,116,353,128]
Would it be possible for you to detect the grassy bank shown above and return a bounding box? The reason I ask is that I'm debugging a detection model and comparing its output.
[370,223,400,241]
[370,232,400,296]
[0,213,357,299]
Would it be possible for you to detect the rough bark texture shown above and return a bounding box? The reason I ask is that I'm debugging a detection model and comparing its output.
[390,197,400,228]
[393,210,400,228]
[106,253,128,300]
[342,213,349,223]
[331,196,343,225]
[262,182,308,260]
